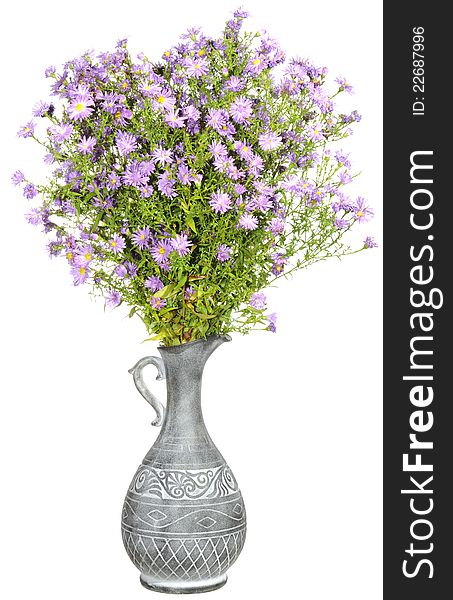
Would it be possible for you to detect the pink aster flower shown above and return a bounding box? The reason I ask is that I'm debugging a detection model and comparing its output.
[171,233,192,257]
[229,96,254,124]
[77,136,96,154]
[67,95,94,120]
[209,191,231,214]
[238,214,259,230]
[258,131,283,151]
[185,56,209,78]
[151,239,173,265]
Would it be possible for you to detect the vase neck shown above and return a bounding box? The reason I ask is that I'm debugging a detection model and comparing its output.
[157,335,230,438]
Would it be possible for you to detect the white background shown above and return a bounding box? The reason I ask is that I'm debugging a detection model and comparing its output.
[0,1,382,599]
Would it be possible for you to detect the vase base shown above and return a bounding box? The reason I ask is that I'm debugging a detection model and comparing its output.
[140,573,228,594]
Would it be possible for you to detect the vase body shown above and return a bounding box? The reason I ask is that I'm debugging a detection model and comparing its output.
[121,335,246,593]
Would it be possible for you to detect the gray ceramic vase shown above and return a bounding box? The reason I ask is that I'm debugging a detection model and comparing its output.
[122,334,246,594]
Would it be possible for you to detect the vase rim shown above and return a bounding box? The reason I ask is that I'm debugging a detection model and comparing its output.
[158,334,232,354]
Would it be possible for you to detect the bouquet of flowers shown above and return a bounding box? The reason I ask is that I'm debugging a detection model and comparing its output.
[13,8,375,347]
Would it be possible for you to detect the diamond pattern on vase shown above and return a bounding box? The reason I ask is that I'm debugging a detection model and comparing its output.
[147,509,167,522]
[232,503,242,515]
[122,529,246,581]
[197,516,216,529]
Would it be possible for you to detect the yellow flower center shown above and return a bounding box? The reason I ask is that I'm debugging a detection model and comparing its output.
[243,146,249,153]
[84,252,92,260]
[24,127,30,132]
[122,81,128,89]
[111,241,117,247]
[66,252,73,260]
[115,111,121,120]
[140,234,145,240]
[164,51,170,57]
[357,210,364,217]
[75,102,84,112]
[157,96,165,104]
[253,58,261,66]
[158,247,166,255]
[314,129,319,135]
[111,178,117,185]
[79,267,86,275]
[195,63,201,69]
[222,124,227,130]
[198,48,206,56]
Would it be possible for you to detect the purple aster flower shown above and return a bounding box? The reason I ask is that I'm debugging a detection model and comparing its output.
[151,239,172,264]
[107,172,121,190]
[23,184,38,200]
[271,252,288,275]
[122,163,148,187]
[216,244,232,262]
[125,261,138,278]
[247,155,264,175]
[44,153,55,165]
[25,208,41,225]
[115,264,128,278]
[335,151,352,168]
[250,292,267,309]
[334,218,349,229]
[77,135,96,154]
[267,312,277,333]
[247,54,266,75]
[109,233,126,254]
[209,191,231,214]
[11,170,25,186]
[269,217,285,235]
[209,141,228,158]
[158,171,176,198]
[184,286,195,300]
[67,95,94,120]
[140,185,154,198]
[225,76,245,92]
[150,296,167,310]
[206,108,228,132]
[152,89,176,112]
[339,170,353,185]
[234,183,246,195]
[74,245,94,266]
[234,140,254,162]
[229,96,253,124]
[307,122,325,142]
[51,123,74,143]
[354,197,374,223]
[131,226,151,249]
[238,214,258,230]
[171,233,192,257]
[152,146,173,166]
[105,290,122,309]
[116,131,137,156]
[145,276,164,292]
[32,100,51,117]
[177,163,191,185]
[185,56,209,78]
[254,195,273,212]
[335,76,354,94]
[17,121,36,138]
[71,264,90,285]
[165,109,186,128]
[364,236,378,248]
[258,131,283,151]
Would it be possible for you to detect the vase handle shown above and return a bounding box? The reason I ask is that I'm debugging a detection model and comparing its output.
[128,357,166,427]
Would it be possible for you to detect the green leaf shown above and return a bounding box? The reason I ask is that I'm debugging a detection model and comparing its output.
[187,216,197,233]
